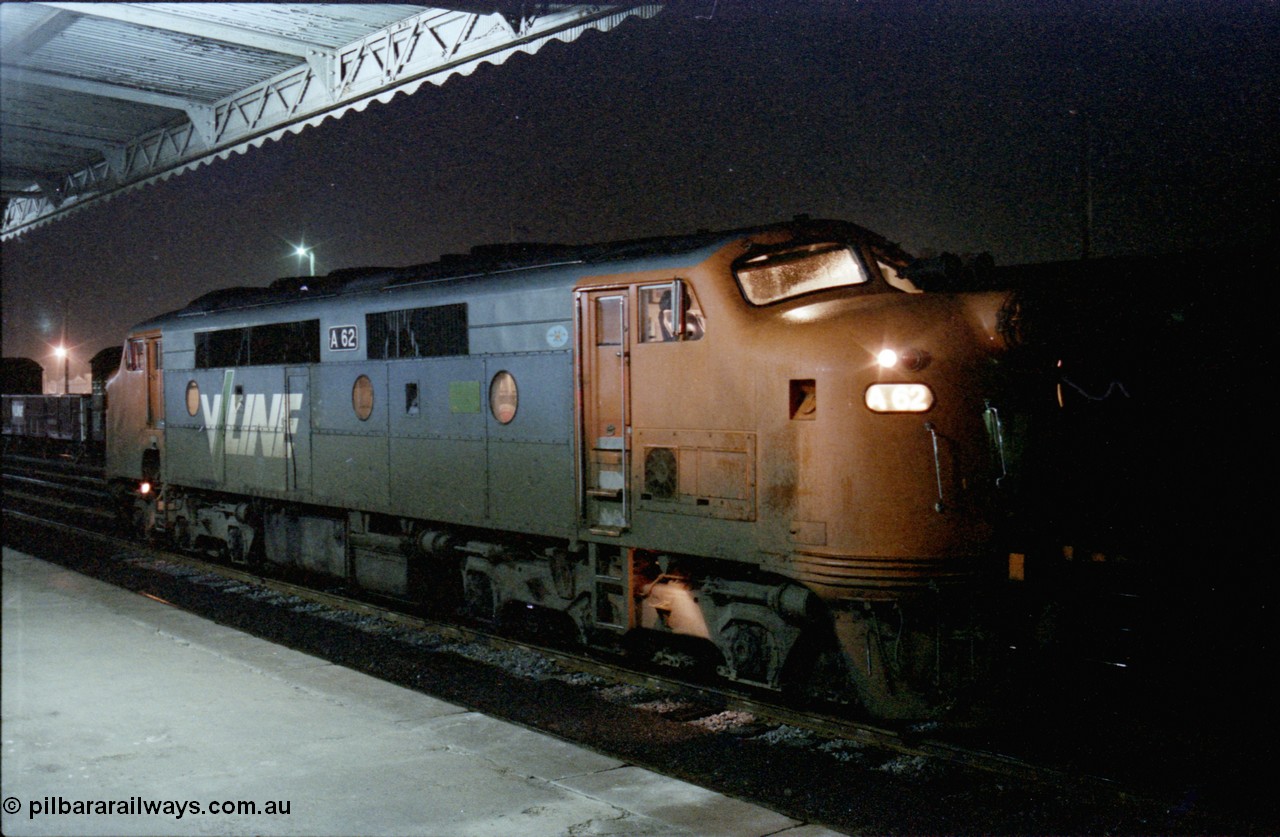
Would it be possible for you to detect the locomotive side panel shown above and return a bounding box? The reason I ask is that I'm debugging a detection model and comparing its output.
[163,368,226,490]
[164,353,310,499]
[312,361,389,510]
[159,335,204,488]
[226,366,306,497]
[482,351,575,537]
[387,354,488,526]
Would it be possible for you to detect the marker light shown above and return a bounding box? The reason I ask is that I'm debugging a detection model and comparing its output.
[876,348,899,368]
[138,482,152,496]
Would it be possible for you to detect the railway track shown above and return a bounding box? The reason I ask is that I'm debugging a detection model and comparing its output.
[3,454,115,520]
[3,457,1248,834]
[0,495,1093,783]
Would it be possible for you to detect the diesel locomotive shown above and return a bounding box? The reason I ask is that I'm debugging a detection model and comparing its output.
[104,217,1019,718]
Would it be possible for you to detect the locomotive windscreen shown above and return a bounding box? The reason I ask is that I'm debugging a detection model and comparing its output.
[734,243,866,305]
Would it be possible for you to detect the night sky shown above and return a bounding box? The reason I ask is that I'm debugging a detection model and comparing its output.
[2,0,1275,387]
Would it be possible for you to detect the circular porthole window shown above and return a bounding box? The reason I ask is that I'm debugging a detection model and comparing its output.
[185,380,200,416]
[352,374,374,421]
[489,371,518,424]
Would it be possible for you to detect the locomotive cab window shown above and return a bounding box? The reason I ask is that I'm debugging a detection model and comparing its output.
[639,281,704,343]
[125,338,145,371]
[733,243,866,305]
[595,297,624,346]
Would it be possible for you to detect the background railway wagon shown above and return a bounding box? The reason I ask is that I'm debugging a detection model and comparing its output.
[2,357,43,395]
[2,393,92,453]
[1,349,119,458]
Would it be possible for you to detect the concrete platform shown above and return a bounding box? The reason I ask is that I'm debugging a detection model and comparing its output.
[1,548,846,836]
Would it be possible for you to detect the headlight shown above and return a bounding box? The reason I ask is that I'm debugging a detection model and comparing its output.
[865,383,934,413]
[876,347,930,371]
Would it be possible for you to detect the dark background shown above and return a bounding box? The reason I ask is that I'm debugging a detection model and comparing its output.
[3,0,1275,384]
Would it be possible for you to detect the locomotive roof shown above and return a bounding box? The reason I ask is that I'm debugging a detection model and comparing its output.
[163,218,906,322]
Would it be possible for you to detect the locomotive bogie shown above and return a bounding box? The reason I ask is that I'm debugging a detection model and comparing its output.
[157,489,258,564]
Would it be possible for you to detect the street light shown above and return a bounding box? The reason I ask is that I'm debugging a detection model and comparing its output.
[57,298,69,393]
[294,244,315,277]
[54,345,69,394]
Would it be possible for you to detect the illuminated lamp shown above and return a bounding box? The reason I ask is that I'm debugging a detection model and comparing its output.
[876,347,930,371]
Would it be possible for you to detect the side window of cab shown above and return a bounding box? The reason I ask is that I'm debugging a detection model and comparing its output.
[125,338,145,371]
[639,280,704,343]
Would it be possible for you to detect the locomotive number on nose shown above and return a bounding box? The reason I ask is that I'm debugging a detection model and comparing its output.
[865,383,934,413]
[328,325,359,351]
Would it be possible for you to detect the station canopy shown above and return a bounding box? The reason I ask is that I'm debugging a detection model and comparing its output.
[0,2,661,240]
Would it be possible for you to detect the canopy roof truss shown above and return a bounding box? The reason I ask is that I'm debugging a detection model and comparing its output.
[0,2,660,240]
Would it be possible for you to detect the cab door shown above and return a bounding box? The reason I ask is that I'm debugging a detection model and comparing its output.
[577,289,630,534]
[284,369,310,493]
[146,336,164,428]
[142,334,164,484]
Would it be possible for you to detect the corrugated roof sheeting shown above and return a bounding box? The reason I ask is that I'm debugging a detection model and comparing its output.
[0,3,661,239]
[46,19,301,96]
[140,2,435,47]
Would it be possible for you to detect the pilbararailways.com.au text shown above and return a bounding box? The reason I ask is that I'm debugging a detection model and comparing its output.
[5,795,292,820]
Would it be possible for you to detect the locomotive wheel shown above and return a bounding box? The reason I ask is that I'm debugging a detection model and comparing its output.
[224,526,247,565]
[463,571,496,622]
[781,632,854,706]
[723,621,773,684]
[130,502,151,542]
[172,516,191,551]
[113,499,134,537]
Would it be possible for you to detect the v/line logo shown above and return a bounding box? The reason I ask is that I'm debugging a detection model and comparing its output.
[200,392,303,458]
